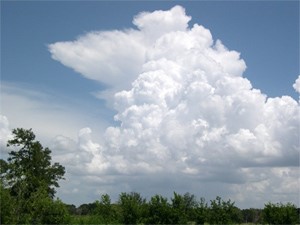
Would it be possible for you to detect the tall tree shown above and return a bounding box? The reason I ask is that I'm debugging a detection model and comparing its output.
[4,128,65,199]
[2,128,66,223]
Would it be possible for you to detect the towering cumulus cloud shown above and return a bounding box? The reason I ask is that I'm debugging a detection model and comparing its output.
[49,6,299,207]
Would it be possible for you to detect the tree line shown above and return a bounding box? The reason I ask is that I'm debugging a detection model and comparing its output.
[65,193,299,225]
[1,128,299,224]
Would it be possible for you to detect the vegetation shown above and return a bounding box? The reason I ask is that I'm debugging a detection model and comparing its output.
[0,128,299,224]
[262,202,299,225]
[0,128,69,224]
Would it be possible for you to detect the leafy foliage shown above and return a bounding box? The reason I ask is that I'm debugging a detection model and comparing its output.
[93,194,118,224]
[0,128,67,224]
[170,192,198,224]
[263,202,299,225]
[0,182,16,224]
[118,192,147,224]
[5,128,65,198]
[195,197,209,225]
[207,196,242,224]
[146,194,173,224]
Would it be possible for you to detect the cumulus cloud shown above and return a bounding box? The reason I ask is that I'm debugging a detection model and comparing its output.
[47,6,300,207]
[293,75,300,94]
[49,30,145,90]
[48,6,193,100]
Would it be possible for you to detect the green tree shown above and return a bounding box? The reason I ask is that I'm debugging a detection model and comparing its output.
[26,187,70,224]
[263,202,299,225]
[170,192,186,224]
[208,196,242,224]
[77,203,97,215]
[94,194,117,224]
[195,197,208,225]
[2,128,66,224]
[0,182,16,224]
[65,204,77,215]
[170,192,197,224]
[147,194,172,224]
[183,192,198,221]
[5,128,65,198]
[118,192,146,224]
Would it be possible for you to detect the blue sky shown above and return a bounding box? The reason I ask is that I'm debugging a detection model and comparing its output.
[2,1,299,100]
[1,1,299,208]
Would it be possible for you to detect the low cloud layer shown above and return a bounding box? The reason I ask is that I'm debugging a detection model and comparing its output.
[2,6,299,208]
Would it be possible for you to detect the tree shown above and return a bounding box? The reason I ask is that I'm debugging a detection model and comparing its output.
[77,203,97,215]
[65,204,77,215]
[170,192,196,224]
[183,192,198,221]
[263,202,299,225]
[94,194,117,224]
[208,196,242,224]
[0,182,16,224]
[147,194,173,224]
[5,128,65,198]
[25,187,70,224]
[195,197,208,225]
[118,192,146,224]
[2,128,66,223]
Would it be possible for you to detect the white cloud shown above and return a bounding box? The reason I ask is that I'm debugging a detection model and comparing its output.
[133,5,191,39]
[3,6,298,207]
[49,30,145,91]
[48,5,198,101]
[293,75,300,94]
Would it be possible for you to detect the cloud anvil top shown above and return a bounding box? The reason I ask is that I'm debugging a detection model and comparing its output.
[1,4,299,208]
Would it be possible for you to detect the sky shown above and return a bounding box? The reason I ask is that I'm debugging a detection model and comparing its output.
[1,1,299,209]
